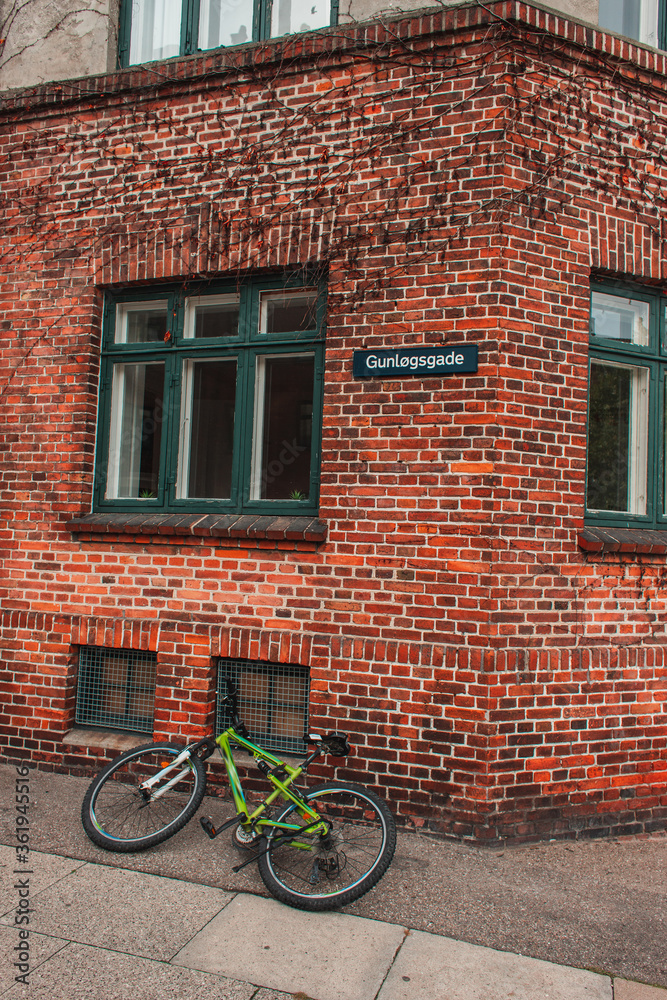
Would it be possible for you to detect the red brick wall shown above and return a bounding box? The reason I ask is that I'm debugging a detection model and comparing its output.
[1,2,666,841]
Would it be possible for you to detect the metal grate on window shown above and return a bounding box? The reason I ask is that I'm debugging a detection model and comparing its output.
[76,646,157,734]
[216,658,310,754]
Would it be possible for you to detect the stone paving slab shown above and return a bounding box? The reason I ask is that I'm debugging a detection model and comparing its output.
[376,928,612,1000]
[173,892,407,1000]
[251,991,295,1000]
[615,982,667,1000]
[0,924,67,994]
[0,862,235,962]
[0,941,256,1000]
[0,835,665,1000]
[0,847,86,918]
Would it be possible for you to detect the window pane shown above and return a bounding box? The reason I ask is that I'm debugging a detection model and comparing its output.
[598,0,659,45]
[587,361,648,514]
[255,355,314,500]
[259,289,318,334]
[591,291,649,346]
[198,0,254,47]
[179,359,237,498]
[107,363,164,498]
[185,295,240,338]
[271,0,330,35]
[129,0,182,64]
[116,302,168,344]
[664,375,667,515]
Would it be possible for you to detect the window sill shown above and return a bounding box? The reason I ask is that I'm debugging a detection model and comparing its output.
[578,526,667,555]
[66,512,327,548]
[62,728,144,752]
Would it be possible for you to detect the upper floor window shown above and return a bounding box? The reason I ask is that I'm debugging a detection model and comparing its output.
[95,273,325,515]
[586,282,667,528]
[598,0,667,49]
[119,0,337,66]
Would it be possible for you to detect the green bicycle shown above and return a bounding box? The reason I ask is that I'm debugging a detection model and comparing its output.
[81,681,397,911]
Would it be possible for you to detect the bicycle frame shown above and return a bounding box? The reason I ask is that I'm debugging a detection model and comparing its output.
[136,721,337,849]
[80,711,395,910]
[214,726,325,841]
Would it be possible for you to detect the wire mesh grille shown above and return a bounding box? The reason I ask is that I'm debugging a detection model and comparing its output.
[76,646,157,734]
[216,658,310,753]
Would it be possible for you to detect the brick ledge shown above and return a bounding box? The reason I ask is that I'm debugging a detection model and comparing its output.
[67,512,327,545]
[578,526,667,555]
[3,2,666,118]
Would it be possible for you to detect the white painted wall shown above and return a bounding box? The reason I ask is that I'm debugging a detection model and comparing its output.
[342,0,598,26]
[0,0,117,90]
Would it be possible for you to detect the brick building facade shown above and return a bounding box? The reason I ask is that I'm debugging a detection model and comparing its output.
[1,0,667,841]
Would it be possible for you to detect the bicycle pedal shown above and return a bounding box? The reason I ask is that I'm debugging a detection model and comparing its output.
[200,816,217,839]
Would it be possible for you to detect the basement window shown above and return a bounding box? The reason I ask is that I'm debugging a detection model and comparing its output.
[75,646,157,734]
[216,658,310,754]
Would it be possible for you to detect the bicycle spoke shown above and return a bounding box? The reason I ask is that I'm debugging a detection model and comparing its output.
[82,744,206,851]
[260,784,394,906]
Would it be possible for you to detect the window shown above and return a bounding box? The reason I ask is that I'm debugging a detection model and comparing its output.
[76,647,157,734]
[216,658,310,753]
[586,282,667,528]
[118,0,338,66]
[598,0,667,49]
[95,274,325,515]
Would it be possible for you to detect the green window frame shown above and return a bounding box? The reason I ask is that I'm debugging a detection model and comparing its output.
[94,273,326,516]
[118,0,339,67]
[586,281,667,529]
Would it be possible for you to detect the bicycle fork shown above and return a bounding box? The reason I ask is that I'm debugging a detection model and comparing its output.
[138,739,214,803]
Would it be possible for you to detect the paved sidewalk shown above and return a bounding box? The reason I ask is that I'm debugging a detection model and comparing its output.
[0,847,665,1000]
[1,765,666,998]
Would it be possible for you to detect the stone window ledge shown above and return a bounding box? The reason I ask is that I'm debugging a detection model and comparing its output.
[578,527,667,555]
[62,728,308,765]
[62,728,143,753]
[67,513,327,547]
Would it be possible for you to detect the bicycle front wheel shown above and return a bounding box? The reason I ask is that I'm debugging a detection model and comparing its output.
[258,781,396,911]
[81,743,206,852]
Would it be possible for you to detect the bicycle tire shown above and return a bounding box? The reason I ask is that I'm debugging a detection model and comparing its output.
[81,742,206,852]
[258,781,396,911]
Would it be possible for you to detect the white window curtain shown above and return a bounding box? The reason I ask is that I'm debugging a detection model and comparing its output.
[587,360,649,516]
[129,0,182,64]
[270,0,329,37]
[198,0,254,48]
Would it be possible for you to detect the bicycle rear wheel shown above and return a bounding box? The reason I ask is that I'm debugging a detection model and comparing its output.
[81,743,206,852]
[258,781,396,911]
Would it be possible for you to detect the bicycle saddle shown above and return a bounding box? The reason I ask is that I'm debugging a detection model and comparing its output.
[308,732,351,757]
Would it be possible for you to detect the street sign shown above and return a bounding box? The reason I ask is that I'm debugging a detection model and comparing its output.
[353,344,478,378]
